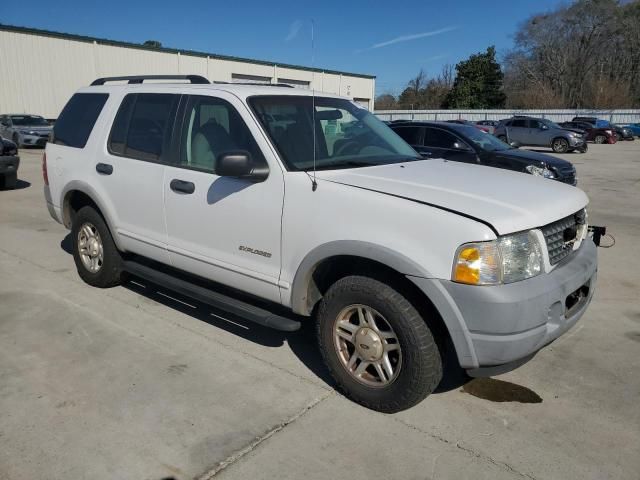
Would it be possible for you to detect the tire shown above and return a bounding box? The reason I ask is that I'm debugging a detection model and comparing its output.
[552,137,569,153]
[594,134,606,144]
[71,206,124,288]
[615,133,622,141]
[317,275,443,413]
[12,133,20,148]
[497,135,508,143]
[578,144,588,153]
[1,172,17,190]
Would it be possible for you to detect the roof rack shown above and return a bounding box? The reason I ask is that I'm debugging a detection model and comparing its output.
[90,75,210,86]
[212,81,293,88]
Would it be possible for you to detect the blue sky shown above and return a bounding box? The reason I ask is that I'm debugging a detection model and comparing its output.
[3,0,564,96]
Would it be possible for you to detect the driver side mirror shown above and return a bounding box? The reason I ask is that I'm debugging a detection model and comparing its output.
[216,151,268,182]
[452,141,471,151]
[540,124,548,130]
[509,141,521,148]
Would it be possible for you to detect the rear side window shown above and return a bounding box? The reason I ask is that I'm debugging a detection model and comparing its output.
[511,119,527,128]
[393,126,421,145]
[108,93,179,162]
[53,93,109,148]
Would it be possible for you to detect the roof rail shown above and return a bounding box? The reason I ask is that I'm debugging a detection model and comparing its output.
[212,81,293,88]
[90,75,210,86]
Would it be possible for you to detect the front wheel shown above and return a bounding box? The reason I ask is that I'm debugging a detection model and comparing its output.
[317,276,443,413]
[552,137,569,153]
[497,135,508,143]
[0,172,17,190]
[594,134,606,144]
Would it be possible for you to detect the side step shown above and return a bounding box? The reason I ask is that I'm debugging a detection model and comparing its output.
[123,260,301,332]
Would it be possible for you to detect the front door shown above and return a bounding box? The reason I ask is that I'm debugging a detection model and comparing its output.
[163,93,284,303]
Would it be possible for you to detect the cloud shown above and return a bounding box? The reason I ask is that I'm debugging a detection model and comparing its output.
[285,20,303,42]
[358,26,457,52]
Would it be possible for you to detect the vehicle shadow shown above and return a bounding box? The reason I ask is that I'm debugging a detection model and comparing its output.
[0,179,30,190]
[58,232,468,394]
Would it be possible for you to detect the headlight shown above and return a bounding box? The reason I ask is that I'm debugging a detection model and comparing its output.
[19,130,36,135]
[525,164,556,178]
[453,230,543,285]
[606,130,613,135]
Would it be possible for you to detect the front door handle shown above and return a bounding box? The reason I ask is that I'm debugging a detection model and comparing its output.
[170,179,195,194]
[96,163,113,175]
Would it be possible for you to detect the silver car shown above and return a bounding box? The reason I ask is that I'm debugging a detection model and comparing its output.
[495,116,587,154]
[0,114,52,148]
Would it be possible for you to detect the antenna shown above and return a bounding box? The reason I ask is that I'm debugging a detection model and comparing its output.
[310,19,318,191]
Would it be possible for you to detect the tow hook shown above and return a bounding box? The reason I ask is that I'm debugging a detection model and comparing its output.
[589,225,613,248]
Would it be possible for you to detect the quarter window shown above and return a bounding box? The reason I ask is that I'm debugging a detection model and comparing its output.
[54,93,109,148]
[108,93,179,161]
[179,96,265,173]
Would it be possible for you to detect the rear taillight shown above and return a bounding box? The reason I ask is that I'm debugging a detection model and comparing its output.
[42,152,49,186]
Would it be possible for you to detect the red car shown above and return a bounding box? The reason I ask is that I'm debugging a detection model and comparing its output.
[446,119,492,133]
[559,121,617,144]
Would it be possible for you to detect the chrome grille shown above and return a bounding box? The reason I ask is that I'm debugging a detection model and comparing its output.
[541,210,585,265]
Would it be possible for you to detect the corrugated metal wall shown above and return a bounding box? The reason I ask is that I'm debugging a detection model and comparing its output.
[375,109,640,123]
[0,29,375,118]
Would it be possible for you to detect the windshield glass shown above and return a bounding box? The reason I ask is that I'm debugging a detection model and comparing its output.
[11,115,49,126]
[249,96,418,171]
[456,125,512,152]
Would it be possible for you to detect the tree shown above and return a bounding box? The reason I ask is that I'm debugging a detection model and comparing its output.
[375,94,397,110]
[398,69,427,109]
[143,40,162,48]
[444,46,506,108]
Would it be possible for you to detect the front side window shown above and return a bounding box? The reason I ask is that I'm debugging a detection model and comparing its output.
[249,96,418,171]
[424,128,460,149]
[53,94,109,148]
[179,96,266,172]
[108,93,179,161]
[511,119,527,128]
[11,115,49,127]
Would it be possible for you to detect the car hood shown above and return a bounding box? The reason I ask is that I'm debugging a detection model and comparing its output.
[16,125,51,132]
[562,127,586,134]
[494,148,573,169]
[316,159,588,235]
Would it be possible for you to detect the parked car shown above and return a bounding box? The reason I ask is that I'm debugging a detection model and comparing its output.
[611,124,635,141]
[571,116,634,141]
[495,116,588,153]
[476,119,499,134]
[0,114,52,148]
[44,75,598,413]
[623,123,640,137]
[0,136,19,189]
[559,121,616,144]
[390,121,577,185]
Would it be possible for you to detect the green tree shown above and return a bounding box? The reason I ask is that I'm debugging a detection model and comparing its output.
[444,46,506,108]
[143,40,162,48]
[375,93,397,110]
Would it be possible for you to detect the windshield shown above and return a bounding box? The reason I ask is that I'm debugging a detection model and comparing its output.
[11,115,49,126]
[541,118,561,129]
[249,96,419,171]
[456,125,512,152]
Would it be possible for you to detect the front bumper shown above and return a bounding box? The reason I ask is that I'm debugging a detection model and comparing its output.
[16,133,49,147]
[0,155,20,175]
[568,136,586,147]
[411,239,597,374]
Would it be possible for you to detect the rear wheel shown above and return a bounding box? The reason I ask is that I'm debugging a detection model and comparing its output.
[71,206,124,288]
[12,133,20,148]
[317,275,443,413]
[552,137,569,153]
[497,135,508,143]
[594,134,606,144]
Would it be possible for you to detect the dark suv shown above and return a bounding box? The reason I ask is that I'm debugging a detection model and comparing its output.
[495,116,587,153]
[390,121,577,185]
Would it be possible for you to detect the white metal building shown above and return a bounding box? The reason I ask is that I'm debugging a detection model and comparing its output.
[0,24,376,119]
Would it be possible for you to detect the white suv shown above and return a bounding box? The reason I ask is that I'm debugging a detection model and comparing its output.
[44,75,598,412]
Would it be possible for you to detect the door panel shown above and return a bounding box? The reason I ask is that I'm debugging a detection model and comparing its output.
[164,93,284,303]
[99,92,179,264]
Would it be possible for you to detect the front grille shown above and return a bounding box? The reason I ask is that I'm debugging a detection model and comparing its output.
[541,210,585,265]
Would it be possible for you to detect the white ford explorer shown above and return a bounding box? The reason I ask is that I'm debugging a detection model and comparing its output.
[44,75,598,412]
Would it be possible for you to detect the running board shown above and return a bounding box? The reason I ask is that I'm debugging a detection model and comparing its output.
[123,260,301,332]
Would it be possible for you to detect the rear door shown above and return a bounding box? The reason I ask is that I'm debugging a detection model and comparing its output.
[98,92,180,263]
[163,92,284,303]
[507,118,528,144]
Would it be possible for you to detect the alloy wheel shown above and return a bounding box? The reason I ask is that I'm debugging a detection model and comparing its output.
[333,304,402,387]
[77,222,104,273]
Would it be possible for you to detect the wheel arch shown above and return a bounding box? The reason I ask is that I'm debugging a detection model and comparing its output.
[289,241,476,367]
[61,181,123,250]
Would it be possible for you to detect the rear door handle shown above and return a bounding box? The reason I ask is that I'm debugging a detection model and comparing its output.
[96,163,113,175]
[170,179,195,194]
